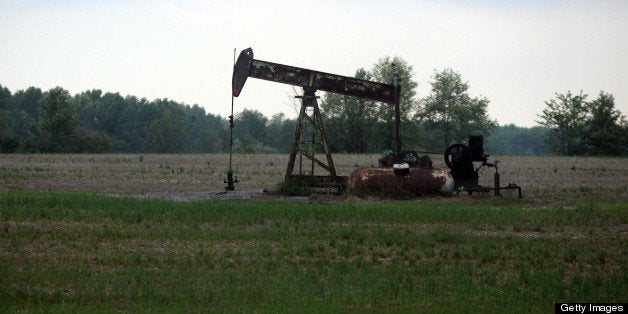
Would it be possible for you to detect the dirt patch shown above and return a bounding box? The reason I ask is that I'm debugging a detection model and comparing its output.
[1,154,626,202]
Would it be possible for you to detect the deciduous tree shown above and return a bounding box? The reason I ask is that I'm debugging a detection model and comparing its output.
[586,92,627,155]
[321,57,418,153]
[35,87,81,152]
[149,106,186,153]
[538,91,626,155]
[234,109,269,153]
[418,68,497,151]
[321,68,379,153]
[370,57,420,150]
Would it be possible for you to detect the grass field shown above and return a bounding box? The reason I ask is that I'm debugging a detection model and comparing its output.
[0,154,626,312]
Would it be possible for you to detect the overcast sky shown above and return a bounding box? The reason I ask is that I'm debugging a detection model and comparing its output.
[1,0,626,127]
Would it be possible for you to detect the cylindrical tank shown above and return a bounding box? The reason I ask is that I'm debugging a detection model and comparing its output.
[348,167,454,196]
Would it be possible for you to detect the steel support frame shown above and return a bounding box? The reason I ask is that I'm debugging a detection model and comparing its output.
[285,88,341,187]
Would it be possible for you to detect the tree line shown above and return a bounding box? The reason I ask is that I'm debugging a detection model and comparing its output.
[1,61,625,156]
[0,86,227,153]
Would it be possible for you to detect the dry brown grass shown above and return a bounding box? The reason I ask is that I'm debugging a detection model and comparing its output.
[1,154,626,201]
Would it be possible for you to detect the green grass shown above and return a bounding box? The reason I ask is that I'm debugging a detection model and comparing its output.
[0,190,626,312]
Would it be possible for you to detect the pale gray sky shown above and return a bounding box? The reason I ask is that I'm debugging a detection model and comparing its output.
[1,0,626,127]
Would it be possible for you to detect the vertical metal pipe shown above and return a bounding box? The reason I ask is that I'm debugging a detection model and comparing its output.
[395,102,401,158]
[225,48,238,190]
[392,65,401,158]
[229,49,235,172]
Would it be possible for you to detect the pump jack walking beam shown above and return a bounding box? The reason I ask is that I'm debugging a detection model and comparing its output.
[232,48,401,188]
[232,48,400,105]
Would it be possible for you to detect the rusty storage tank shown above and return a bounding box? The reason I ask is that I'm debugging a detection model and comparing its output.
[348,166,454,196]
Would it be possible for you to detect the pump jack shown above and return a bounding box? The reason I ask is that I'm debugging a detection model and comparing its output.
[232,48,401,189]
[230,48,519,197]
